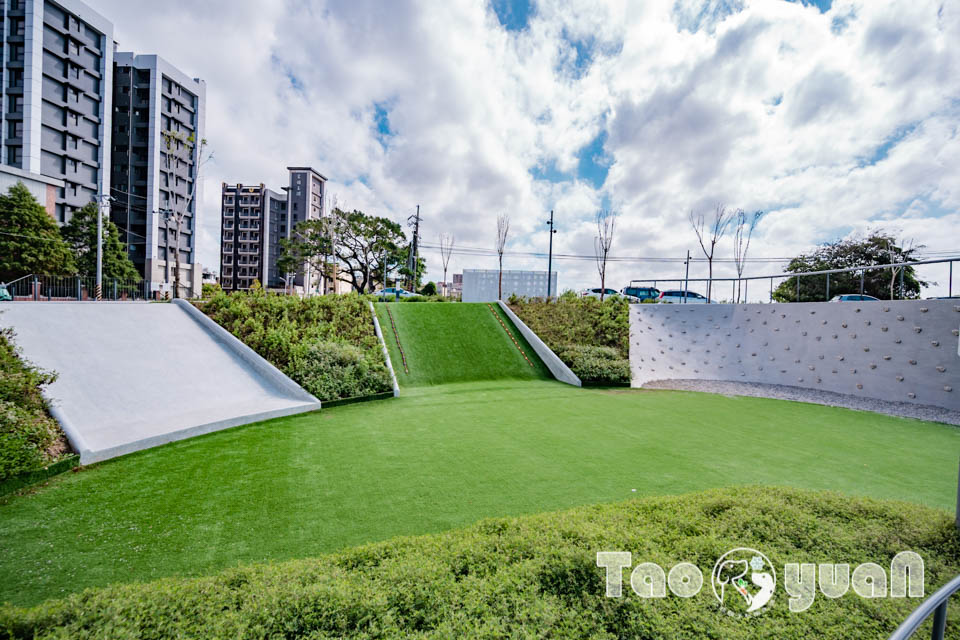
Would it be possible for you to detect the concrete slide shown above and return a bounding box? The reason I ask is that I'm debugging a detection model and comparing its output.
[0,301,320,464]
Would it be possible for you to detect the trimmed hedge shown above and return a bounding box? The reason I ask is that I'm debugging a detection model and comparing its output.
[2,486,958,638]
[199,290,392,402]
[509,294,630,384]
[0,326,69,481]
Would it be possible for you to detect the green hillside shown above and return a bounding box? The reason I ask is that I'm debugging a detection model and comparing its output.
[375,302,552,386]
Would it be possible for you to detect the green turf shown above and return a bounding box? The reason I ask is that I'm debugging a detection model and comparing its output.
[375,302,552,386]
[0,381,957,606]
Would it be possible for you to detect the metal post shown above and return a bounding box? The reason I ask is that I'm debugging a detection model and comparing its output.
[545,210,556,298]
[96,197,103,301]
[769,277,773,303]
[860,270,865,295]
[949,261,953,298]
[113,278,117,301]
[76,276,81,301]
[826,273,830,300]
[744,279,748,303]
[683,251,690,303]
[732,280,735,303]
[956,457,959,532]
[33,275,38,301]
[932,600,948,640]
[899,267,904,299]
[796,275,800,302]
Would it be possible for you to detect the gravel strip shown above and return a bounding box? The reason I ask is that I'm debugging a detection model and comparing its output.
[641,379,960,426]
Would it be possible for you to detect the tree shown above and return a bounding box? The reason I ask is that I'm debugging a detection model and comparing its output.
[689,203,733,303]
[160,129,212,298]
[495,214,510,300]
[281,208,409,294]
[397,247,426,290]
[439,232,454,295]
[0,182,74,281]
[772,232,927,302]
[594,209,617,301]
[60,203,140,281]
[420,281,437,296]
[731,209,765,303]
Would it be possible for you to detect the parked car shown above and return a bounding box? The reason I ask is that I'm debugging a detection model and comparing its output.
[372,287,415,300]
[657,290,710,304]
[621,286,660,301]
[580,288,640,303]
[829,294,879,302]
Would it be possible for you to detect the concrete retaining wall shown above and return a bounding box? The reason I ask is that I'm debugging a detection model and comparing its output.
[630,300,960,410]
[369,301,400,397]
[498,301,581,387]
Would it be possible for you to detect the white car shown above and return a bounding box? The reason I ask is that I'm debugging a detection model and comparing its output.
[372,287,415,300]
[657,289,710,304]
[580,288,640,303]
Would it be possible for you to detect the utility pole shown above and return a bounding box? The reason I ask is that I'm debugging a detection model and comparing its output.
[406,205,422,291]
[683,250,691,304]
[159,208,173,299]
[95,195,112,301]
[545,210,556,299]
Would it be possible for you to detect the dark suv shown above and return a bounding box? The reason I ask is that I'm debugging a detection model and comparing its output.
[621,286,660,301]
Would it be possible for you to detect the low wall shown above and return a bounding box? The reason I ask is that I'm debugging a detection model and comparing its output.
[630,300,960,411]
[498,301,581,387]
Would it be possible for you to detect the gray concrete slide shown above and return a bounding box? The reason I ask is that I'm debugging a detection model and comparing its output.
[0,301,321,464]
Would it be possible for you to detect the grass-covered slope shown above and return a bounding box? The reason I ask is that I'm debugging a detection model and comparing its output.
[3,487,959,639]
[376,302,552,386]
[200,290,392,401]
[1,382,958,606]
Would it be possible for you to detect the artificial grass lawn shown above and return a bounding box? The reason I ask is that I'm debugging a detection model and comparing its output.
[375,302,552,386]
[1,381,958,607]
[4,487,960,639]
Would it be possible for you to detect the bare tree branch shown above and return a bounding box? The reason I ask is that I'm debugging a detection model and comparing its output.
[688,203,732,303]
[495,214,510,300]
[439,232,454,296]
[594,209,617,301]
[732,209,765,303]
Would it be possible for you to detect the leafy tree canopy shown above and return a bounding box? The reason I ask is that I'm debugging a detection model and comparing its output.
[773,232,926,302]
[0,182,74,281]
[60,203,140,281]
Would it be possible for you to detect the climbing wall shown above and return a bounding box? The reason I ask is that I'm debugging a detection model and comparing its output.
[630,300,960,410]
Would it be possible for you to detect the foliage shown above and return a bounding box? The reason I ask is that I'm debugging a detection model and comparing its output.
[59,203,141,281]
[3,486,958,639]
[508,295,630,383]
[773,232,927,302]
[200,282,222,299]
[419,281,437,296]
[288,340,392,401]
[0,327,67,481]
[281,209,413,294]
[557,344,631,383]
[0,183,75,281]
[200,290,392,401]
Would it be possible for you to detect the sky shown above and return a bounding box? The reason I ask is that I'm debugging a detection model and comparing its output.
[95,0,959,299]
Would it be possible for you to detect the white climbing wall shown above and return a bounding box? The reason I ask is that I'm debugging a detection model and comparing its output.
[630,300,960,411]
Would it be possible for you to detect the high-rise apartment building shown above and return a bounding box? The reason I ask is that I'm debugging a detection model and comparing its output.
[110,52,205,297]
[285,166,326,288]
[1,0,114,222]
[219,183,288,292]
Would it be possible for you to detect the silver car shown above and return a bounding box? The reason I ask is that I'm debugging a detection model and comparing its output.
[657,290,710,304]
[580,288,640,303]
[372,287,415,300]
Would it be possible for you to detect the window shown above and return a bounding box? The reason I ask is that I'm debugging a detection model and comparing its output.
[8,69,23,88]
[6,145,21,164]
[8,95,22,112]
[7,120,22,138]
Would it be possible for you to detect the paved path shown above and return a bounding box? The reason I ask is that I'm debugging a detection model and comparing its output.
[0,302,320,463]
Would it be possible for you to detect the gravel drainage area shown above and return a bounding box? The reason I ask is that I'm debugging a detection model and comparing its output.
[642,379,960,426]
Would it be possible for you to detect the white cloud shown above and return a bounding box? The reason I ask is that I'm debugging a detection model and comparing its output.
[93,0,960,298]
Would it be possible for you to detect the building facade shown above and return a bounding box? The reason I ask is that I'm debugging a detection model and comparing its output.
[0,0,113,222]
[110,52,205,297]
[220,183,267,292]
[461,269,557,303]
[285,166,326,288]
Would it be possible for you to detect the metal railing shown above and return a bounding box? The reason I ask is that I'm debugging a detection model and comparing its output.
[888,574,960,640]
[630,257,958,302]
[2,274,151,301]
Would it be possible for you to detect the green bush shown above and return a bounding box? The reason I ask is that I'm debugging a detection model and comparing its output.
[288,340,392,401]
[419,281,437,296]
[199,290,392,401]
[509,296,630,384]
[3,486,958,639]
[557,345,630,384]
[0,327,67,480]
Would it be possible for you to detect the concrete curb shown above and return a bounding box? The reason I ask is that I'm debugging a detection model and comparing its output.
[497,300,581,387]
[369,301,400,397]
[174,299,320,406]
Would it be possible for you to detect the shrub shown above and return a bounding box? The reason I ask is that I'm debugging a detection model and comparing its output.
[288,340,392,402]
[2,487,958,639]
[0,327,68,480]
[199,290,392,401]
[419,281,437,296]
[557,345,630,384]
[509,296,630,384]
